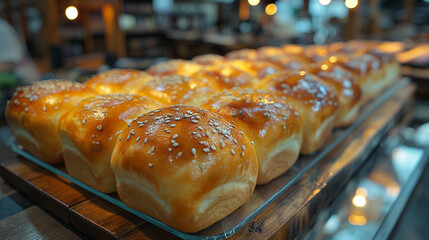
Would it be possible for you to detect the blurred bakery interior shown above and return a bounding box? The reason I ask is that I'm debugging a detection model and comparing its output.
[0,0,429,239]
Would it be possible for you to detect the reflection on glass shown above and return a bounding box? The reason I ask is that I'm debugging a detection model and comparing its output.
[301,122,427,240]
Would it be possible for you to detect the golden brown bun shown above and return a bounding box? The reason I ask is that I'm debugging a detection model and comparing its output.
[6,80,96,164]
[226,59,282,80]
[192,63,256,90]
[257,71,339,154]
[192,54,226,65]
[136,75,218,106]
[281,44,305,55]
[200,89,303,184]
[226,48,258,60]
[332,53,384,102]
[307,62,362,127]
[111,105,258,232]
[58,94,163,193]
[257,46,286,58]
[257,55,310,71]
[146,59,202,76]
[85,69,153,94]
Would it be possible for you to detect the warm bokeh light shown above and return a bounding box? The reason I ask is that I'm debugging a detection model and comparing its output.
[352,195,366,207]
[321,64,328,70]
[65,6,78,20]
[248,0,260,6]
[348,215,367,225]
[319,0,332,6]
[329,56,337,63]
[265,3,277,15]
[299,71,306,76]
[345,0,358,9]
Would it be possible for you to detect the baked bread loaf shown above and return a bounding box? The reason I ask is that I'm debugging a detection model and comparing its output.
[307,62,362,127]
[192,54,226,65]
[193,62,256,89]
[226,59,282,79]
[146,59,202,76]
[200,89,303,184]
[58,94,162,193]
[85,69,153,94]
[257,71,339,154]
[111,105,258,232]
[226,48,258,60]
[136,75,218,106]
[6,80,96,164]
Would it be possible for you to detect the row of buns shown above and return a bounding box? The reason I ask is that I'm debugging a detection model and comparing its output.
[6,41,400,232]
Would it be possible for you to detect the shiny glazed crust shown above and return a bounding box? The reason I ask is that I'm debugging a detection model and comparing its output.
[111,106,258,232]
[5,80,96,164]
[146,59,202,76]
[257,71,339,154]
[307,62,362,127]
[200,89,303,184]
[58,94,163,193]
[85,69,153,94]
[136,75,218,106]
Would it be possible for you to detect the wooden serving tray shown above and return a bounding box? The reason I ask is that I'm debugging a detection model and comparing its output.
[0,80,415,240]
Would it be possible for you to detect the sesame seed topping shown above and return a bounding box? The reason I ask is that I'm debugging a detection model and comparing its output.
[97,125,103,131]
[192,148,196,156]
[82,119,87,125]
[191,120,198,123]
[242,145,246,150]
[211,145,216,150]
[199,163,205,170]
[177,152,182,158]
[168,148,172,152]
[241,152,244,157]
[231,149,235,155]
[233,138,237,144]
[24,108,29,113]
[150,146,155,153]
[172,134,178,139]
[42,107,46,112]
[250,141,254,145]
[203,148,210,152]
[119,137,122,141]
[198,126,203,130]
[173,142,179,147]
[136,137,140,142]
[148,163,154,168]
[192,132,198,135]
[174,117,181,121]
[144,138,148,143]
[126,134,130,140]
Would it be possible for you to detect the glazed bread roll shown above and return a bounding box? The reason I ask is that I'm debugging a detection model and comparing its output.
[193,62,256,89]
[85,69,154,94]
[136,75,218,106]
[332,53,384,102]
[58,94,162,193]
[257,71,339,154]
[5,80,96,164]
[146,59,202,76]
[226,48,258,60]
[226,59,282,80]
[200,89,303,184]
[192,54,226,65]
[111,105,258,232]
[307,62,362,127]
